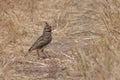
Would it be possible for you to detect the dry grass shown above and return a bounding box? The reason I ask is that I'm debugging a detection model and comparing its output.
[0,0,120,80]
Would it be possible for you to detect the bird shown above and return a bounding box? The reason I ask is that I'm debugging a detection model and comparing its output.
[24,22,52,58]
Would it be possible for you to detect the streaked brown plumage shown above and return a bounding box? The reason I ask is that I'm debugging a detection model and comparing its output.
[24,22,52,57]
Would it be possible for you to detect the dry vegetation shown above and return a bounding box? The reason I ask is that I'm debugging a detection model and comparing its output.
[0,0,120,80]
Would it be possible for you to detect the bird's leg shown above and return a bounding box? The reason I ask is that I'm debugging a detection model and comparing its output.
[40,48,48,59]
[42,48,50,58]
[36,49,40,58]
[41,49,44,53]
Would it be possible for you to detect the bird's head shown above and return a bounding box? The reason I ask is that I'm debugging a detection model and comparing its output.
[44,22,52,32]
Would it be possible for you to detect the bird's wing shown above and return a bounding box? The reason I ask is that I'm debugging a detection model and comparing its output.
[28,35,44,51]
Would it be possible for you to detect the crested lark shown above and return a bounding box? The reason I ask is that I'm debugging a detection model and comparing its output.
[24,22,52,58]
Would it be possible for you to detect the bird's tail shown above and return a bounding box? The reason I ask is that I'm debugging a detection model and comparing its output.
[24,52,29,57]
[24,51,31,57]
[24,43,36,57]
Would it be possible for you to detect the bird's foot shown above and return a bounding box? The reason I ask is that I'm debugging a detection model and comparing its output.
[38,53,50,59]
[36,55,46,60]
[40,55,48,59]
